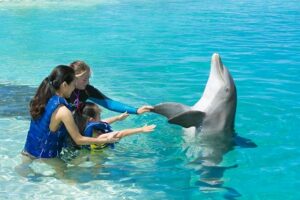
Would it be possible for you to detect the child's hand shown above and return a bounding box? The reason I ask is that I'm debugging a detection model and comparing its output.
[97,132,120,143]
[141,124,156,133]
[117,112,129,121]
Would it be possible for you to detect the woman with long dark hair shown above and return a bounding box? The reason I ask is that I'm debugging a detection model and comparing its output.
[22,65,119,159]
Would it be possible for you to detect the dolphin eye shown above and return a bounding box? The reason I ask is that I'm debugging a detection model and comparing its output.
[225,87,229,92]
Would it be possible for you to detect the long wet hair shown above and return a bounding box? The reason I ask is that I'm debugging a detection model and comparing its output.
[30,65,75,120]
[73,102,101,134]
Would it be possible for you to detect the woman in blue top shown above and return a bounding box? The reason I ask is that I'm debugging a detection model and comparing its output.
[22,65,119,160]
[69,60,153,114]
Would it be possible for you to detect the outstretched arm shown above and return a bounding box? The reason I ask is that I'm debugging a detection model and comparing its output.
[86,85,153,114]
[103,112,129,124]
[57,106,119,145]
[86,85,138,114]
[114,124,156,138]
[90,97,139,114]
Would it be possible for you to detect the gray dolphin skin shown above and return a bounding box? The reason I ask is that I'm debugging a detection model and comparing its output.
[152,53,255,196]
[152,53,256,147]
[153,53,237,133]
[152,53,256,195]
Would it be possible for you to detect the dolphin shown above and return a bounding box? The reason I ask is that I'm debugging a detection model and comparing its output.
[152,53,256,148]
[152,53,236,132]
[152,53,255,196]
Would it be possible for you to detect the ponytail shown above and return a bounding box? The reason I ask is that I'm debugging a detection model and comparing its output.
[30,65,75,120]
[30,77,55,120]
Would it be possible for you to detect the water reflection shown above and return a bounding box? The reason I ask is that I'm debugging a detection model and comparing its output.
[183,128,243,199]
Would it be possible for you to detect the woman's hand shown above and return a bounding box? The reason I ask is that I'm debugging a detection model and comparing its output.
[106,132,120,143]
[117,112,129,121]
[141,124,156,133]
[137,105,154,114]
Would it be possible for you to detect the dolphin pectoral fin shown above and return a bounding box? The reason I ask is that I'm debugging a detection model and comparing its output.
[168,110,205,128]
[234,135,257,148]
[152,102,191,119]
[152,102,205,128]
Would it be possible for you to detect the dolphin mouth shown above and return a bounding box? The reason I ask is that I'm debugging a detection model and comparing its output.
[212,53,225,82]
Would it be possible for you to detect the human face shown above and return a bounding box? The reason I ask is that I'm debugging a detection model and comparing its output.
[75,70,90,90]
[62,80,76,98]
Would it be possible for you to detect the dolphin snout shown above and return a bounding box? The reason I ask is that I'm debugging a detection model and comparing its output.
[211,53,224,76]
[212,53,220,60]
[212,53,222,66]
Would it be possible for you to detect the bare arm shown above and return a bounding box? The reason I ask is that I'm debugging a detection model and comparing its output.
[56,106,119,145]
[103,112,129,124]
[114,124,156,138]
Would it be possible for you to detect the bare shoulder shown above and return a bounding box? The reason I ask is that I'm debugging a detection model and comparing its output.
[56,105,72,118]
[50,105,73,129]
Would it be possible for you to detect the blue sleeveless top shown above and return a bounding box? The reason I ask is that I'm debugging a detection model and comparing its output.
[24,95,72,158]
[83,121,115,150]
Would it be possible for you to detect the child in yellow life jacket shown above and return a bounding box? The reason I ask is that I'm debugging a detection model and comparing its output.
[73,102,156,151]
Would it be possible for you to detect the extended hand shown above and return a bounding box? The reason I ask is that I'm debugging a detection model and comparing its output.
[137,105,154,114]
[98,131,120,143]
[118,112,129,121]
[107,131,121,143]
[141,124,156,133]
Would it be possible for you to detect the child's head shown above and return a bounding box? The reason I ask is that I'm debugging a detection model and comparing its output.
[70,60,91,90]
[74,102,101,133]
[81,102,101,121]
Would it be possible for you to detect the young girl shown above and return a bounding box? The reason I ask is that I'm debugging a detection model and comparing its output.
[73,102,156,151]
[22,65,119,160]
[69,60,153,114]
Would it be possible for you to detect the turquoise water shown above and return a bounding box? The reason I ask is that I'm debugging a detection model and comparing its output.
[1,0,300,199]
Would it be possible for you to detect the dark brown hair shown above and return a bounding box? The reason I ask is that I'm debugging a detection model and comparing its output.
[73,102,101,134]
[30,65,75,120]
